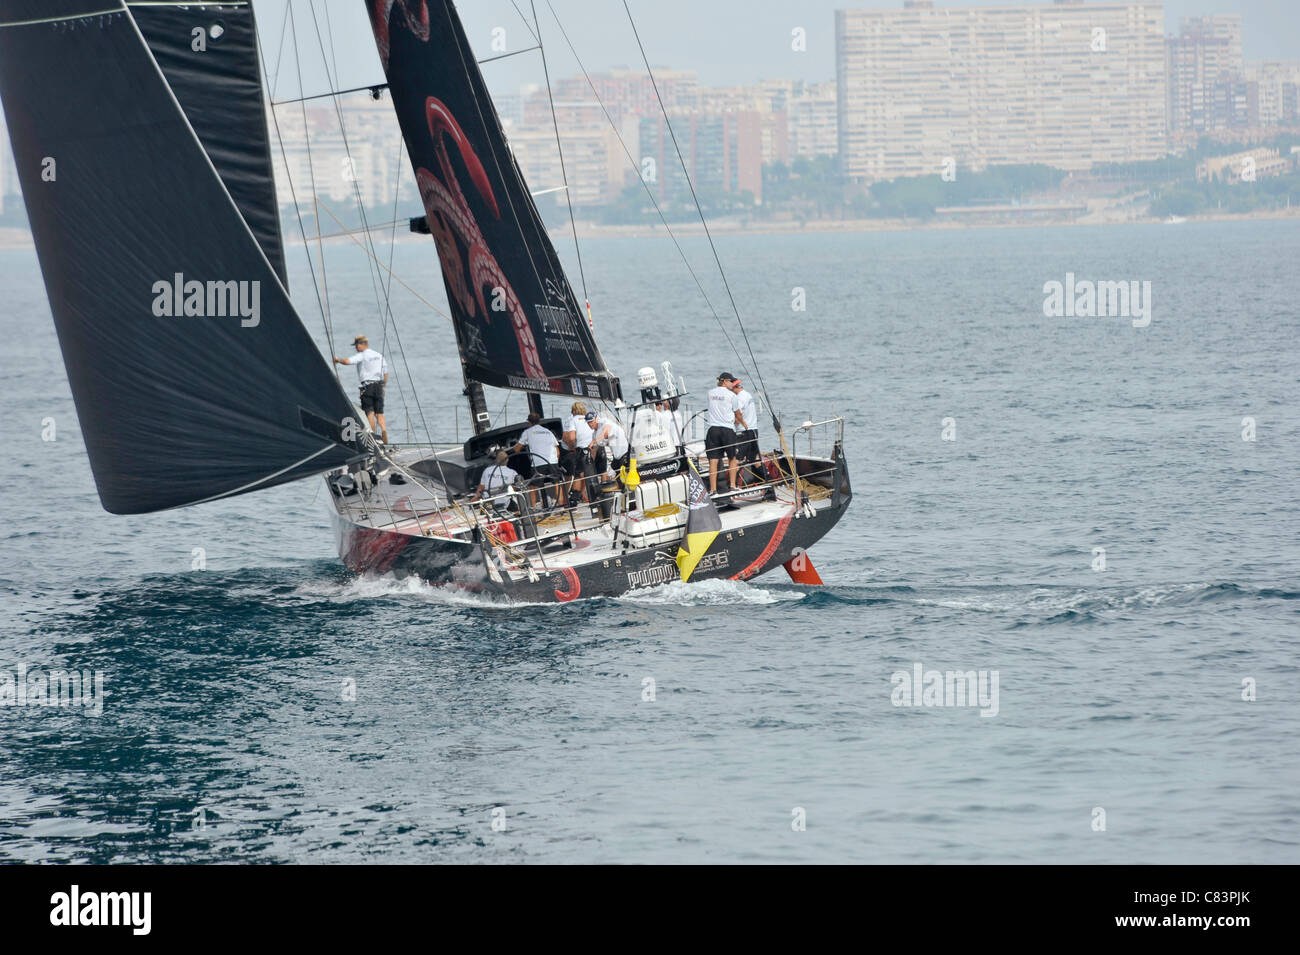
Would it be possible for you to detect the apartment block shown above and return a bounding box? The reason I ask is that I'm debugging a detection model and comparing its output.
[788,82,839,160]
[1245,61,1300,126]
[506,123,629,208]
[1166,14,1244,133]
[835,0,1167,182]
[638,112,765,204]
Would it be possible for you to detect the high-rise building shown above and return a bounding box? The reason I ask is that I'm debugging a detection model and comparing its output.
[506,123,629,208]
[835,0,1167,183]
[1245,61,1300,127]
[1166,14,1244,133]
[639,112,764,204]
[1211,76,1259,129]
[787,82,839,160]
[549,69,699,128]
[703,79,839,163]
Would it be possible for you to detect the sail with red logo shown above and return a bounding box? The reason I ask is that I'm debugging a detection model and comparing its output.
[366,0,620,403]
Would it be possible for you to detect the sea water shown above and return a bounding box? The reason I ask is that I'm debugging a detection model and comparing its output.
[0,219,1296,862]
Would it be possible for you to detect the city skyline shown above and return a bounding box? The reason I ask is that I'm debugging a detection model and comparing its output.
[245,0,1297,100]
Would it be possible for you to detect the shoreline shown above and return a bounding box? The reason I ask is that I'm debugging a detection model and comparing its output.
[2,208,1298,252]
[564,206,1300,239]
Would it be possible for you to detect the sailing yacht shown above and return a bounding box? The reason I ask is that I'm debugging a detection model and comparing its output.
[0,0,850,602]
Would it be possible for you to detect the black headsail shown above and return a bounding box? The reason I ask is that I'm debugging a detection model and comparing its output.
[366,0,620,402]
[0,1,360,514]
[130,1,288,285]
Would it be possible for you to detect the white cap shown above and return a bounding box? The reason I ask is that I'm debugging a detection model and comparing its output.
[637,366,658,388]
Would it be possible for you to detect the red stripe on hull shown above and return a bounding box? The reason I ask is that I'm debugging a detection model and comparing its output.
[730,507,796,582]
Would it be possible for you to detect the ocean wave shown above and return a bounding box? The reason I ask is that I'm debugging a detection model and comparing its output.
[907,580,1288,620]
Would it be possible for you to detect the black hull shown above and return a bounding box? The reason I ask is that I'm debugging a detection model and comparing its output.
[332,449,852,603]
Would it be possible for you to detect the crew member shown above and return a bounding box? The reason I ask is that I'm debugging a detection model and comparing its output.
[474,450,518,500]
[511,412,562,508]
[705,372,745,494]
[562,401,592,504]
[586,410,629,476]
[729,376,759,484]
[333,334,389,444]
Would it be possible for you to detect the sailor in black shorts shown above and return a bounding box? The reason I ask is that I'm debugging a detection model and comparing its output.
[360,380,384,415]
[333,334,390,444]
[704,372,746,494]
[705,425,734,459]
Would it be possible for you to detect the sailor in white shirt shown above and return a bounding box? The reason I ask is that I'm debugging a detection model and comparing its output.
[332,334,390,444]
[704,371,745,493]
[510,412,562,508]
[474,450,519,500]
[585,410,629,476]
[562,401,594,503]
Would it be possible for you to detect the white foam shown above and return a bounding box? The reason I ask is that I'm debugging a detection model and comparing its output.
[616,577,805,606]
[290,571,807,608]
[290,574,546,608]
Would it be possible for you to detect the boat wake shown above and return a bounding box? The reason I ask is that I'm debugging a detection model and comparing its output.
[615,578,806,606]
[292,573,807,609]
[803,580,1296,622]
[289,574,547,608]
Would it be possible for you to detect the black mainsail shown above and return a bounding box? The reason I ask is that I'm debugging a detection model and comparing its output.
[366,0,620,403]
[131,1,288,284]
[0,1,359,514]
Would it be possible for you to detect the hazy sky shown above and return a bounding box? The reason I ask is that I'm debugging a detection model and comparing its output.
[253,0,1300,102]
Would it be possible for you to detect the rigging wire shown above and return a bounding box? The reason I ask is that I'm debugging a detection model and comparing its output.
[541,0,751,384]
[378,136,417,442]
[314,201,450,452]
[621,0,778,426]
[530,0,589,316]
[256,4,336,366]
[308,0,438,451]
[308,2,392,344]
[314,202,451,320]
[510,0,541,45]
[266,0,290,101]
[287,3,338,365]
